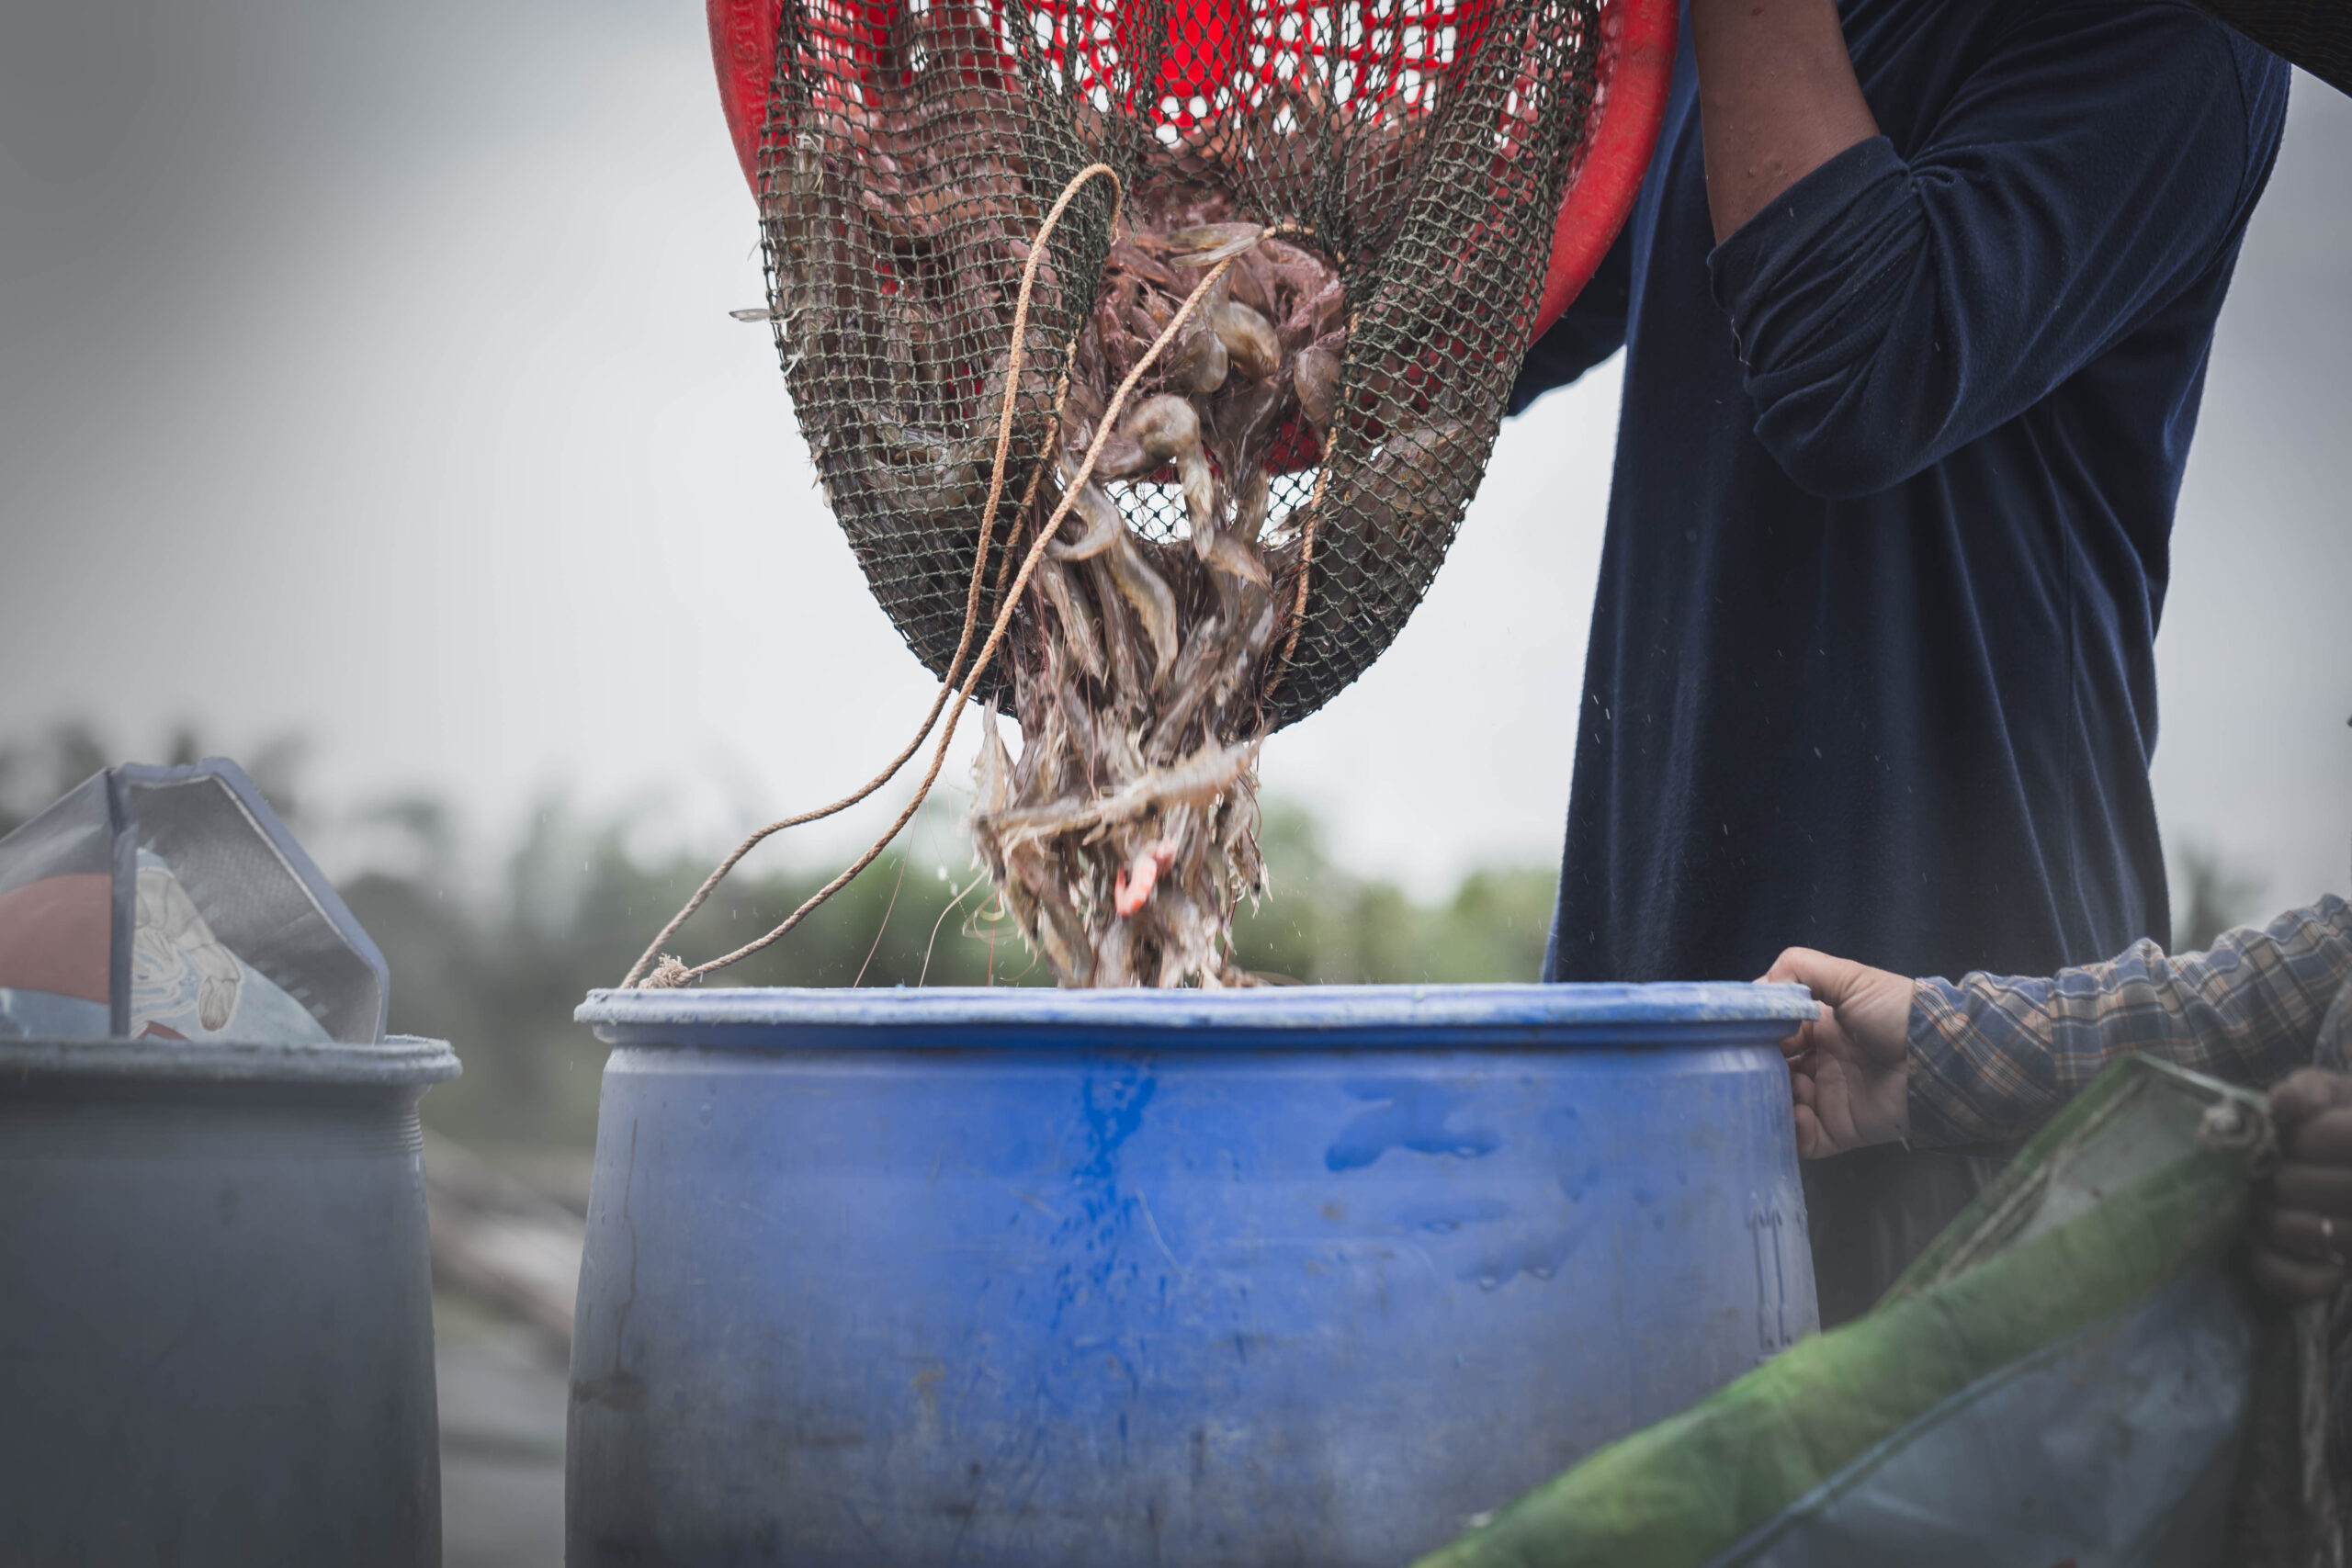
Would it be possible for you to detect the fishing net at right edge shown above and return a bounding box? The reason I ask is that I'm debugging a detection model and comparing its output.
[752,0,1600,730]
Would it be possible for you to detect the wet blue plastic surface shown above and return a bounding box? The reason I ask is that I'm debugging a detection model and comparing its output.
[566,985,1821,1567]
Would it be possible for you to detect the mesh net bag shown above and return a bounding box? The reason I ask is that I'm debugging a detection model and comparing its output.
[633,0,1655,989]
[722,0,1605,728]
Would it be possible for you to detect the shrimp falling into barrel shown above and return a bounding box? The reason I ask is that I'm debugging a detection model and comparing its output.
[971,185,1352,987]
[653,0,1604,994]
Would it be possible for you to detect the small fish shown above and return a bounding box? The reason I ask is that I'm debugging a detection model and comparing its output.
[852,406,965,468]
[847,406,990,513]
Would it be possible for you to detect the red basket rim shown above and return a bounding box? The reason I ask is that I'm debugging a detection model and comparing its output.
[706,0,1676,344]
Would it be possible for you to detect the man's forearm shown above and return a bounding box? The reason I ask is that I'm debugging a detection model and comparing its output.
[1689,0,1881,243]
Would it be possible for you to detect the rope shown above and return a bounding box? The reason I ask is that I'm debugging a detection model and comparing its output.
[1262,299,1356,701]
[621,161,1120,989]
[1263,460,1331,699]
[625,165,1258,989]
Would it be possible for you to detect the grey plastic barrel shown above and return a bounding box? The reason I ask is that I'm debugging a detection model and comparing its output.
[0,1035,459,1568]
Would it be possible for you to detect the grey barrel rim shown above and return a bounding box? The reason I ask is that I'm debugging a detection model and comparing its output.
[0,1034,459,1088]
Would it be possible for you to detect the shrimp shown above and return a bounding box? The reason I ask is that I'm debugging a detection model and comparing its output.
[1047,460,1126,561]
[977,738,1260,847]
[1295,344,1341,433]
[1103,529,1179,686]
[1163,222,1264,265]
[1085,555,1147,705]
[1201,530,1270,590]
[1145,618,1227,760]
[1033,556,1104,682]
[973,705,1014,817]
[974,177,1343,986]
[1172,321,1229,395]
[1124,393,1201,461]
[1214,299,1283,381]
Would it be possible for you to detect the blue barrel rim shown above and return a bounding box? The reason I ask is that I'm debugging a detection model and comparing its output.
[0,1034,460,1087]
[577,981,1819,1051]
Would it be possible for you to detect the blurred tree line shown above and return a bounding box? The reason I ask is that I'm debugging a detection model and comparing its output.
[2173,842,2269,953]
[3,723,2281,1156]
[0,723,1552,1154]
[348,795,1554,1151]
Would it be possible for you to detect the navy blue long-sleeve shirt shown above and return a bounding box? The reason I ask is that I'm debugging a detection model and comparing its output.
[1514,0,2290,993]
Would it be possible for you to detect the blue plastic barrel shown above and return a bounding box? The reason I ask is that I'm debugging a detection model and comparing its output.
[567,984,1820,1567]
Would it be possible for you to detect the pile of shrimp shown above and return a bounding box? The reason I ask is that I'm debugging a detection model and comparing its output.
[968,180,1348,987]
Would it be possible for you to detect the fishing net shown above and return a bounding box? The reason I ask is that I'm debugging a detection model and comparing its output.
[732,0,1602,728]
[628,0,1624,988]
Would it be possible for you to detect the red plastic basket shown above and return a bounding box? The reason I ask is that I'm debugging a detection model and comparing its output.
[706,0,1675,343]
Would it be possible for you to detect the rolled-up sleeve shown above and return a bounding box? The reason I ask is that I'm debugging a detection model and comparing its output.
[1706,5,2274,500]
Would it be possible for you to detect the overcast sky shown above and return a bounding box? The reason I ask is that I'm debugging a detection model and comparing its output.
[2,3,2346,920]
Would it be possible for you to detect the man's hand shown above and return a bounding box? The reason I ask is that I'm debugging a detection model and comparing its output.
[1762,948,1914,1159]
[2254,1068,2352,1304]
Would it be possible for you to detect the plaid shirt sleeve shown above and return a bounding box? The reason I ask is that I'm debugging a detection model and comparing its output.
[1906,896,2352,1148]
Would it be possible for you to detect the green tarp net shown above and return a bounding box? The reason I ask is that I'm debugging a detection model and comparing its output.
[1416,1055,2321,1568]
